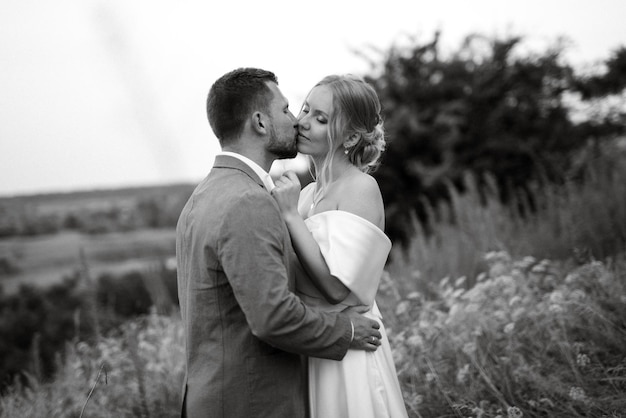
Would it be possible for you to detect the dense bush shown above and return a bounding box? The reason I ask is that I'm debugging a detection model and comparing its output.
[0,276,87,388]
[0,263,177,393]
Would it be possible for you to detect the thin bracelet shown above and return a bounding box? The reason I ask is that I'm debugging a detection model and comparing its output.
[350,321,355,342]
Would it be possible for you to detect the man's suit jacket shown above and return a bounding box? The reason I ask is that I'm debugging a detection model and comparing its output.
[176,155,352,418]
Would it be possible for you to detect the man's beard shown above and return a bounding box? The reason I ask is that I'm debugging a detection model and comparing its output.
[268,125,298,160]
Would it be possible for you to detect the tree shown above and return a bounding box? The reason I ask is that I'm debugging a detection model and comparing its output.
[361,32,625,246]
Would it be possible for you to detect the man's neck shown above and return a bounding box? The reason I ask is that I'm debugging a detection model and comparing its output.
[221,145,273,172]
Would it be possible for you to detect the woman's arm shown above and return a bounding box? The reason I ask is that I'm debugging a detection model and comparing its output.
[272,171,350,304]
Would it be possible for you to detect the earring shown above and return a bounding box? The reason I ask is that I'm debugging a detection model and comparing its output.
[344,148,349,155]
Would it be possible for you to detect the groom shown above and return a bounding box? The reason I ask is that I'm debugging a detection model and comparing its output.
[176,68,382,418]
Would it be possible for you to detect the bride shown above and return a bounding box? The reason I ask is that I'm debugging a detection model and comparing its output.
[272,74,408,418]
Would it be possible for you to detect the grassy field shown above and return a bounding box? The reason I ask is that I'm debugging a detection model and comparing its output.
[1,253,623,418]
[1,148,625,417]
[0,228,176,294]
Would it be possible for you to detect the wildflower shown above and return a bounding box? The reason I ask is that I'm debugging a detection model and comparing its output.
[485,250,511,264]
[515,256,536,270]
[507,406,523,418]
[539,398,555,407]
[496,275,516,289]
[531,263,548,274]
[440,276,450,288]
[407,291,421,300]
[576,353,590,367]
[586,260,612,286]
[462,342,477,356]
[549,304,564,314]
[472,326,484,337]
[549,291,564,304]
[411,394,424,405]
[425,372,436,383]
[391,346,406,365]
[504,323,515,335]
[509,295,522,306]
[395,301,410,316]
[448,303,461,320]
[418,319,431,330]
[493,309,507,322]
[565,272,580,284]
[512,307,526,321]
[472,406,486,418]
[456,363,470,384]
[406,335,423,349]
[465,303,479,313]
[569,386,587,403]
[486,251,512,277]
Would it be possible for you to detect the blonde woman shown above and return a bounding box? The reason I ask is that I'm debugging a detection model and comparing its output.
[272,75,408,418]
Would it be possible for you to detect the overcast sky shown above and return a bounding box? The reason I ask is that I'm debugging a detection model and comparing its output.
[1,0,624,196]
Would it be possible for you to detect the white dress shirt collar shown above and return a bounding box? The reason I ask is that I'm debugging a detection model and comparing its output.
[218,151,275,191]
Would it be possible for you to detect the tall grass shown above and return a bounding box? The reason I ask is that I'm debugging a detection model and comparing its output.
[0,311,184,418]
[389,143,626,288]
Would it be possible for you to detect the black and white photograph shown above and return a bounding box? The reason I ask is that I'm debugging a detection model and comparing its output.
[1,1,625,417]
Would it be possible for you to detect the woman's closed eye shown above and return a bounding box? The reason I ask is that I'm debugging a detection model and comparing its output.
[301,110,327,124]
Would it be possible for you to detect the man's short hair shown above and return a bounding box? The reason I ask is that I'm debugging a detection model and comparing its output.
[206,68,278,144]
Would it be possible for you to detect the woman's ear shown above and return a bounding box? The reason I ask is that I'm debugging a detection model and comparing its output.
[251,111,267,135]
[343,133,360,148]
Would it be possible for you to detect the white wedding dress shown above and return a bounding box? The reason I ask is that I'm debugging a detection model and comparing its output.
[297,184,408,418]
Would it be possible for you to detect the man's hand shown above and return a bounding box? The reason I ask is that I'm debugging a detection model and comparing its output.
[344,308,382,351]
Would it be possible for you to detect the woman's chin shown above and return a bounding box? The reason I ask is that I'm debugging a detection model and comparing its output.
[296,143,308,154]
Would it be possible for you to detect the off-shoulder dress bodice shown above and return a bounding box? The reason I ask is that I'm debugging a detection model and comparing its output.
[295,183,391,313]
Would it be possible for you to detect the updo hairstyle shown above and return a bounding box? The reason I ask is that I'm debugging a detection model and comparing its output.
[318,74,386,173]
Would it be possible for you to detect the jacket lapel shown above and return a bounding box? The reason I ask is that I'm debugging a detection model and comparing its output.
[213,155,266,190]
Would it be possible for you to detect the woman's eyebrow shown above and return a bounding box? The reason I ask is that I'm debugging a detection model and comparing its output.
[301,101,329,117]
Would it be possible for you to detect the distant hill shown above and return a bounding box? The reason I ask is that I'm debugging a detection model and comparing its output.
[0,182,196,205]
[0,183,196,237]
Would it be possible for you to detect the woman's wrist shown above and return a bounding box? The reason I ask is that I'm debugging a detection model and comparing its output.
[281,210,300,224]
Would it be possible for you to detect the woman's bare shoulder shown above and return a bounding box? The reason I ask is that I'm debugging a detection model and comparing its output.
[337,172,384,228]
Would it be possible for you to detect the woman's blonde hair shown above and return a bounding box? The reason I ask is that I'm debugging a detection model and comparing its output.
[310,74,386,203]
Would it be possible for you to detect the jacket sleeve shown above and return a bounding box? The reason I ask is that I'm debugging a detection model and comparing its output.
[217,191,351,360]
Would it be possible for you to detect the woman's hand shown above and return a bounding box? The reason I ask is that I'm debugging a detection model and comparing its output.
[271,170,302,220]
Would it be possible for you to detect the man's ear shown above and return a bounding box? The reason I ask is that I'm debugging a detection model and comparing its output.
[251,111,267,135]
